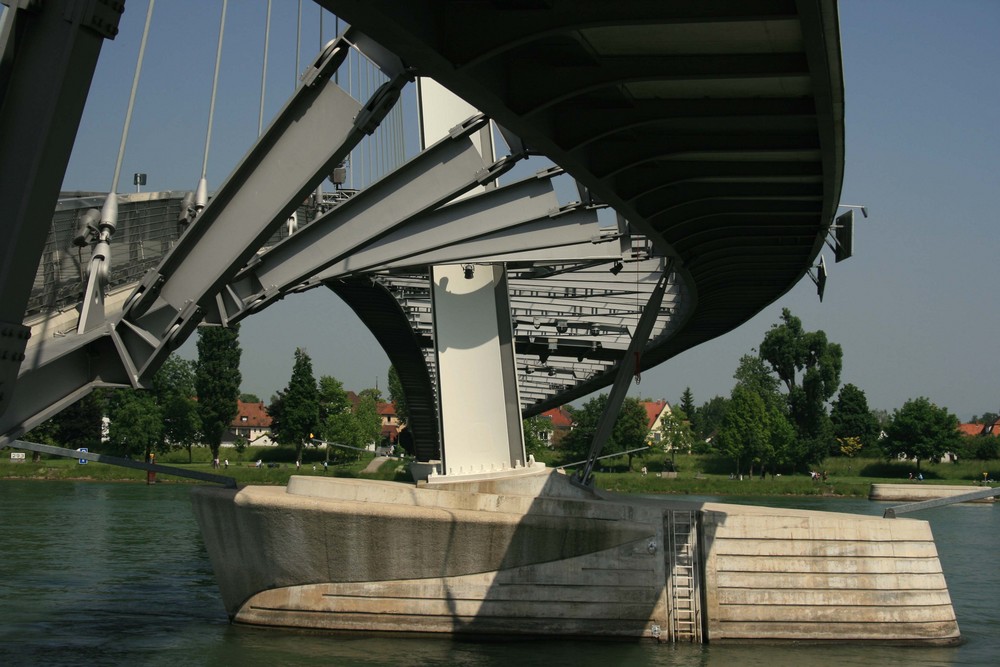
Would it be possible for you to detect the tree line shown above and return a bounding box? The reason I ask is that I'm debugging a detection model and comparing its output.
[526,308,993,476]
[27,327,391,464]
[28,325,242,463]
[678,309,985,474]
[27,309,994,473]
[265,347,385,463]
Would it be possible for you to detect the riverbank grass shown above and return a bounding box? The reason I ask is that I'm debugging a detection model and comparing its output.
[2,448,996,497]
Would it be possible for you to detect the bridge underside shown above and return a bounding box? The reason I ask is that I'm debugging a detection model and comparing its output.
[0,0,965,648]
[322,0,845,414]
[3,0,844,452]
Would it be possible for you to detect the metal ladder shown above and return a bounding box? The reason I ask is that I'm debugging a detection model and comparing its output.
[666,510,702,643]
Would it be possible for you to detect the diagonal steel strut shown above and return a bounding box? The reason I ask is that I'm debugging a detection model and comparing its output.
[576,264,672,486]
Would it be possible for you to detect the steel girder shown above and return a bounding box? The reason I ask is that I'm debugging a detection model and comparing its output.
[0,29,408,444]
[0,0,121,420]
[217,117,533,322]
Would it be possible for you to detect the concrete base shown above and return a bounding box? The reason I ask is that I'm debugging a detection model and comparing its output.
[870,483,995,503]
[190,471,960,644]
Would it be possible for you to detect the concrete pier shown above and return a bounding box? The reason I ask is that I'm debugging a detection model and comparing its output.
[870,483,995,503]
[701,503,958,642]
[191,471,959,644]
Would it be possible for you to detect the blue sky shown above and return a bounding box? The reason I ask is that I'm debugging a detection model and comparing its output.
[57,1,1000,419]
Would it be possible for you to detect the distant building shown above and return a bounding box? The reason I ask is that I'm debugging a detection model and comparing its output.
[222,400,274,447]
[958,420,1000,438]
[378,401,400,443]
[538,406,573,447]
[640,400,673,446]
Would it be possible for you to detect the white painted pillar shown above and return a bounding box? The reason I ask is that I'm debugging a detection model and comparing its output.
[431,263,526,476]
[419,79,535,480]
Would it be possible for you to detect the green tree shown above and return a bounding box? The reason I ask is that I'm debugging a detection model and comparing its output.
[318,375,350,425]
[967,436,998,461]
[387,366,409,426]
[830,383,879,455]
[162,395,201,462]
[759,309,842,464]
[716,385,794,478]
[695,395,729,449]
[733,353,782,409]
[970,412,999,426]
[317,375,354,461]
[26,392,105,452]
[659,408,694,469]
[359,387,383,403]
[715,355,796,476]
[279,348,320,462]
[561,395,649,469]
[266,391,288,442]
[353,391,382,451]
[195,325,242,460]
[679,387,696,431]
[106,390,163,460]
[883,397,962,473]
[522,415,550,459]
[716,386,769,477]
[239,392,261,404]
[152,355,201,462]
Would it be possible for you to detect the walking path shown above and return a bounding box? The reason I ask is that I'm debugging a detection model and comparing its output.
[362,456,389,473]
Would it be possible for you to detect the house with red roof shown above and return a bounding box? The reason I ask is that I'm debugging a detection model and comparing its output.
[537,406,573,447]
[640,400,674,448]
[378,401,400,443]
[959,420,1000,438]
[223,400,275,447]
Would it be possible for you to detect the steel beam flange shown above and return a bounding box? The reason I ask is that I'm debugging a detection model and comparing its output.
[0,322,31,414]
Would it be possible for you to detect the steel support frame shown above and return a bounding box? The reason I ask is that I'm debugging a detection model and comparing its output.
[577,265,672,485]
[121,31,379,365]
[431,263,526,477]
[0,29,404,445]
[310,194,607,280]
[216,115,525,321]
[366,205,617,270]
[0,0,121,419]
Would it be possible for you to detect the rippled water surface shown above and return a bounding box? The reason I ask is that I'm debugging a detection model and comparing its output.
[0,481,995,666]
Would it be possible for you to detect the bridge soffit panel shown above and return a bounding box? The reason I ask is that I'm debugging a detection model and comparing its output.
[324,0,844,374]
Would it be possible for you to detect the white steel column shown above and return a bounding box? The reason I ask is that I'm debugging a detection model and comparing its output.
[419,79,534,479]
[431,264,527,477]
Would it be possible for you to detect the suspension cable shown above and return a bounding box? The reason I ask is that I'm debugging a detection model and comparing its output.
[202,0,228,179]
[111,0,155,193]
[295,0,302,88]
[334,15,340,87]
[258,0,271,136]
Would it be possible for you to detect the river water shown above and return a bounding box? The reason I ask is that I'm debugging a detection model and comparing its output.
[0,481,995,666]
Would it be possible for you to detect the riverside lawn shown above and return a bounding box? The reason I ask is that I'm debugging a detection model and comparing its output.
[2,447,997,498]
